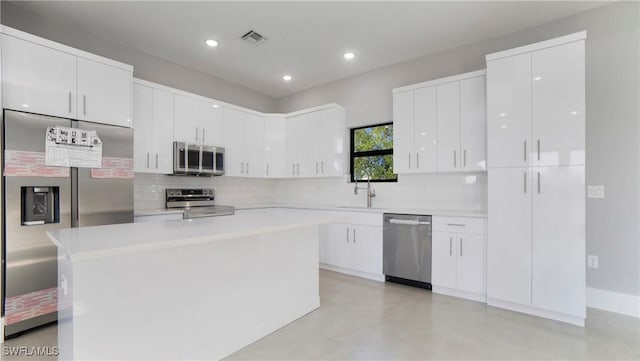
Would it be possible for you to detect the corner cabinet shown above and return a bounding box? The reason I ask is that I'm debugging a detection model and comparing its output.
[133,80,174,174]
[222,107,265,177]
[393,70,486,174]
[1,27,132,127]
[432,216,486,302]
[486,32,586,326]
[286,104,346,178]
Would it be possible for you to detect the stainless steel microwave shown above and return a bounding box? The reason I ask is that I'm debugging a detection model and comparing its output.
[173,142,225,176]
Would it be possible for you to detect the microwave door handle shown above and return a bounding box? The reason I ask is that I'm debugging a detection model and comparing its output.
[199,145,204,173]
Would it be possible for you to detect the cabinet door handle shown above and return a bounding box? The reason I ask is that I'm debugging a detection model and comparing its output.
[346,228,349,243]
[68,92,72,113]
[524,171,527,193]
[453,150,457,168]
[203,128,206,143]
[449,237,452,256]
[537,171,541,194]
[524,140,527,162]
[146,152,150,168]
[321,161,324,174]
[297,163,300,175]
[463,150,467,167]
[83,95,86,116]
[155,153,158,169]
[416,153,420,169]
[460,237,463,257]
[353,228,356,243]
[292,163,295,175]
[196,128,199,142]
[246,162,249,174]
[408,154,411,169]
[537,139,541,161]
[447,223,466,227]
[266,164,269,176]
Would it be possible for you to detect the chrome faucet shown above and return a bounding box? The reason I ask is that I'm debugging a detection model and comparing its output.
[354,176,376,208]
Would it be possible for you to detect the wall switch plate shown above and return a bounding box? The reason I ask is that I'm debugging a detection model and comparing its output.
[587,185,605,198]
[587,255,599,269]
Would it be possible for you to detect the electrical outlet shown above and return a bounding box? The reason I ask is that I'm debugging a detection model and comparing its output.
[588,255,599,269]
[587,185,605,198]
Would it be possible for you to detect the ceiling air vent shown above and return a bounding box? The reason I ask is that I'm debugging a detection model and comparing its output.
[241,30,267,46]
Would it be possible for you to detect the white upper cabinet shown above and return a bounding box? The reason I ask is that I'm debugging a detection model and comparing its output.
[198,101,223,146]
[393,70,486,174]
[316,107,346,177]
[1,28,133,127]
[243,112,265,177]
[392,90,414,173]
[263,115,287,178]
[486,53,532,168]
[1,34,77,119]
[436,82,461,172]
[77,57,132,127]
[531,41,585,167]
[222,106,245,177]
[413,86,438,172]
[133,81,174,174]
[460,76,487,171]
[173,94,200,144]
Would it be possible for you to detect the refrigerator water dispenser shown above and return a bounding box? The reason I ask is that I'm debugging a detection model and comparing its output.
[21,186,60,225]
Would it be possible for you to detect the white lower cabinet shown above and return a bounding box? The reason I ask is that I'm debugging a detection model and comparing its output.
[432,216,486,301]
[319,215,383,280]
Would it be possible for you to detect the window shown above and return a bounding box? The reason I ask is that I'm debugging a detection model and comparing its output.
[350,122,397,182]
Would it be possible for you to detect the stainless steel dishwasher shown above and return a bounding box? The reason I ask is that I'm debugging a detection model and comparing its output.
[383,213,432,289]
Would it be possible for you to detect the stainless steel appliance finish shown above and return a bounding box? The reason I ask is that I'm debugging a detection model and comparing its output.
[173,142,225,176]
[383,213,432,289]
[2,110,134,338]
[166,188,235,218]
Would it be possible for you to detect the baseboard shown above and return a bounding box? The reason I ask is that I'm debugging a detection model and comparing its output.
[319,264,385,282]
[432,285,486,303]
[587,287,640,318]
[487,298,585,327]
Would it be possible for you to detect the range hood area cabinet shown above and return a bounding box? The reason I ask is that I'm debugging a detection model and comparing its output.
[1,26,132,128]
[392,70,486,174]
[174,93,222,147]
[486,32,586,326]
[222,107,265,177]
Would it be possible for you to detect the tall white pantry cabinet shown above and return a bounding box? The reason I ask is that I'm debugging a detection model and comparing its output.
[486,32,586,326]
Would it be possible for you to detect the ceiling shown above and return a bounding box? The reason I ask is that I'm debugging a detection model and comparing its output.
[7,1,607,98]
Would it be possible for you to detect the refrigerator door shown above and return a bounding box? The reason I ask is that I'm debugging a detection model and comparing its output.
[73,121,133,227]
[3,110,72,337]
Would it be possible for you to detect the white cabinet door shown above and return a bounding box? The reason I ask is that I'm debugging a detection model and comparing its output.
[317,107,346,177]
[298,112,316,178]
[221,107,245,177]
[436,82,460,172]
[460,76,486,171]
[286,114,306,177]
[432,231,457,289]
[173,94,199,143]
[325,223,350,269]
[532,166,585,317]
[413,86,437,172]
[152,88,174,174]
[264,115,287,178]
[133,84,153,173]
[392,91,414,173]
[77,57,132,127]
[487,167,532,305]
[486,53,532,168]
[1,34,77,119]
[532,42,585,167]
[244,112,265,177]
[456,233,485,294]
[350,225,383,274]
[198,101,222,146]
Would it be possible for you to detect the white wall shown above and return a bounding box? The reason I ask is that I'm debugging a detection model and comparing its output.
[276,2,640,297]
[134,174,277,211]
[0,2,277,113]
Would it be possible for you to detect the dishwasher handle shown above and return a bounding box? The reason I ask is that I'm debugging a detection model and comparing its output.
[388,219,431,226]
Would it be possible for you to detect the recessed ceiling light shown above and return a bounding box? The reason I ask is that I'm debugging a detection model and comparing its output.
[533,76,542,81]
[344,52,355,60]
[205,39,218,47]
[212,104,219,108]
[21,104,29,108]
[282,74,292,81]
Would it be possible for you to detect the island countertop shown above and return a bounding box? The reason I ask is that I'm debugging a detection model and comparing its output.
[49,209,338,261]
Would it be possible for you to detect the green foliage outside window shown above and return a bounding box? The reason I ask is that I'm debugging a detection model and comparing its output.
[351,124,397,182]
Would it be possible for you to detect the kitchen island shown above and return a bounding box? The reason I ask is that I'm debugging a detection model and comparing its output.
[48,209,336,360]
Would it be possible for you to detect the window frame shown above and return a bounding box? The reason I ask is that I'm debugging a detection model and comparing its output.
[349,122,397,183]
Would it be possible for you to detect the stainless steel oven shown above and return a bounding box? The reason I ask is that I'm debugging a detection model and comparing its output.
[173,142,224,176]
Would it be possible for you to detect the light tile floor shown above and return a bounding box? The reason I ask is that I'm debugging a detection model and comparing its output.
[3,270,639,360]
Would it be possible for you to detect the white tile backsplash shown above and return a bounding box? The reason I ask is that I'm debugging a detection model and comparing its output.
[134,172,487,212]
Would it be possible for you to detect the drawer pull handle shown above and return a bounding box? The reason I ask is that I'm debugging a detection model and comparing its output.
[447,223,466,227]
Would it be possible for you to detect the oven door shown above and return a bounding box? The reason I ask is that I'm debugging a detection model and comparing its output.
[174,142,201,174]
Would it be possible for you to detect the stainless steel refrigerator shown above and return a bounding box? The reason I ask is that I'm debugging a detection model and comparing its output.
[2,109,133,337]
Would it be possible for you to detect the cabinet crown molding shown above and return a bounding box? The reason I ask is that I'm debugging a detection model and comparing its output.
[392,69,486,94]
[486,31,587,61]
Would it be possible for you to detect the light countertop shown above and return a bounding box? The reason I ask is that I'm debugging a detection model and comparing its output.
[50,209,338,261]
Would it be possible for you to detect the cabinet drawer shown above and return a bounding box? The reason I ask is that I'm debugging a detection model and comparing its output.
[433,216,484,234]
